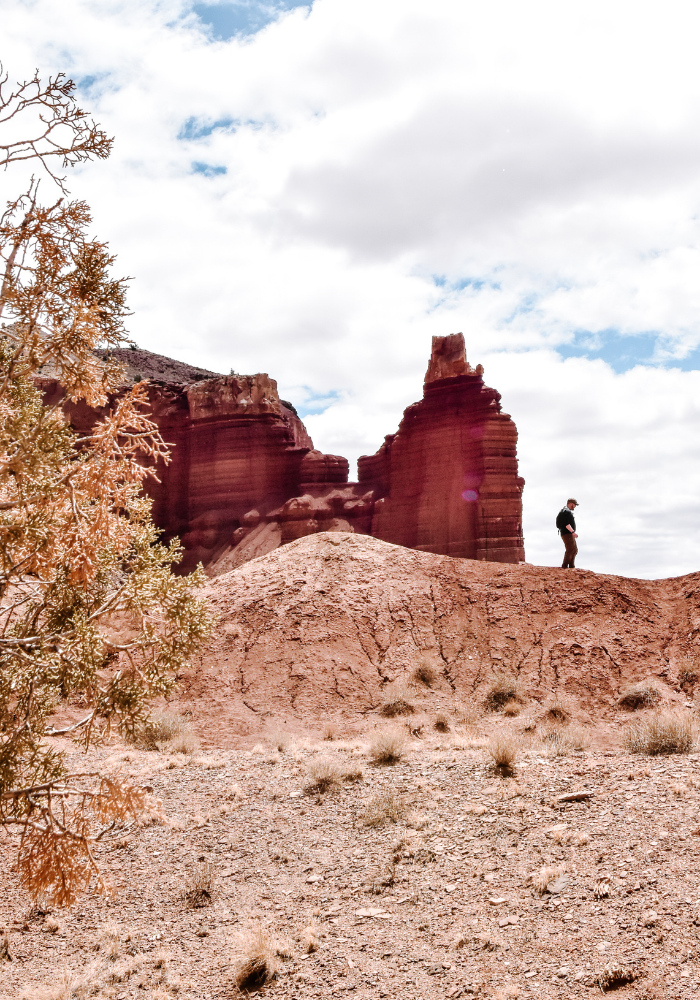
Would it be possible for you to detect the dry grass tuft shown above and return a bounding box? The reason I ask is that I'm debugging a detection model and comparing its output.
[487,734,521,774]
[623,709,694,755]
[573,830,591,846]
[531,864,566,895]
[502,699,520,717]
[182,861,216,908]
[304,757,341,794]
[300,923,320,954]
[543,699,569,723]
[679,660,699,692]
[360,791,406,827]
[433,712,450,733]
[130,711,199,754]
[617,680,662,711]
[541,723,589,755]
[369,728,407,765]
[484,674,524,712]
[597,964,638,992]
[269,729,290,753]
[234,925,280,993]
[413,662,437,688]
[454,701,482,730]
[322,722,339,741]
[379,682,415,718]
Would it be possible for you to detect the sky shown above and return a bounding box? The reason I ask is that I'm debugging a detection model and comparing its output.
[3,0,700,579]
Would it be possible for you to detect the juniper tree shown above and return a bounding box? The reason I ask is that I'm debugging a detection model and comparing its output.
[0,65,211,905]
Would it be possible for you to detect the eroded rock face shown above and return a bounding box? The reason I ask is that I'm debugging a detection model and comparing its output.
[39,338,525,571]
[358,334,524,562]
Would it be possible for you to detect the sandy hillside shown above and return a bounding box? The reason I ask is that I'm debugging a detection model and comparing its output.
[175,533,699,745]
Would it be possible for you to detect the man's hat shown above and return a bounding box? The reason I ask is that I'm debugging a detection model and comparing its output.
[567,498,579,506]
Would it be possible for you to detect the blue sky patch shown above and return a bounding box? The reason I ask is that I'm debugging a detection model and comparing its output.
[557,330,700,373]
[179,116,235,140]
[294,389,340,419]
[192,161,227,177]
[192,0,312,41]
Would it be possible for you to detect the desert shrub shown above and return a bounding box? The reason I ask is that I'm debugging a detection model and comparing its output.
[623,710,694,755]
[322,722,338,741]
[301,923,320,954]
[379,682,415,717]
[454,701,482,730]
[543,700,569,723]
[235,926,280,992]
[304,758,341,794]
[502,700,520,717]
[183,862,216,908]
[433,712,450,733]
[369,728,407,765]
[531,864,566,896]
[617,680,661,710]
[598,964,638,991]
[0,65,212,907]
[678,660,699,692]
[413,662,437,688]
[541,723,588,755]
[130,711,199,755]
[269,729,290,753]
[484,674,524,712]
[360,791,406,827]
[487,734,521,774]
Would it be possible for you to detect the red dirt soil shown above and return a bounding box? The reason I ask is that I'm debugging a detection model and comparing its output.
[173,533,700,745]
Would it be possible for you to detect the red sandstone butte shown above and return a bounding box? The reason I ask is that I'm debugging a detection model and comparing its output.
[357,333,525,563]
[38,337,525,571]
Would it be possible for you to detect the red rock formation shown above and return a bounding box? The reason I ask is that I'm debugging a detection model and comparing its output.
[39,339,524,570]
[357,334,524,562]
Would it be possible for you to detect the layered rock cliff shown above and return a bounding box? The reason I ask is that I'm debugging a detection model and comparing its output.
[358,334,525,563]
[39,339,525,571]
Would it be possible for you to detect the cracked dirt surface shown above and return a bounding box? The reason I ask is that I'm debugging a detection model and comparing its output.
[173,533,700,746]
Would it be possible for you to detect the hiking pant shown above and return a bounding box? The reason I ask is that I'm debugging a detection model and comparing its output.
[561,531,577,569]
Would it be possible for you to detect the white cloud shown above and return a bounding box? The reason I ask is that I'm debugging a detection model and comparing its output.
[3,0,700,577]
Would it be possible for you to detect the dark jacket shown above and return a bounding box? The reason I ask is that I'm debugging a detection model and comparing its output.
[556,507,576,535]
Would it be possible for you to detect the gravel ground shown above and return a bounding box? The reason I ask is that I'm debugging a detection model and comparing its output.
[2,719,700,1000]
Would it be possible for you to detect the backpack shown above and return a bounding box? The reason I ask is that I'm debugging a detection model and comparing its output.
[555,509,569,532]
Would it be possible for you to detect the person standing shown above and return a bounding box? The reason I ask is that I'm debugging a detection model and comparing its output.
[556,498,579,569]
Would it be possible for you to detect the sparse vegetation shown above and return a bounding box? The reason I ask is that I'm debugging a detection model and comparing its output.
[543,699,570,723]
[541,723,588,755]
[532,864,566,895]
[301,923,320,953]
[623,709,694,755]
[454,701,482,729]
[304,757,341,794]
[433,712,450,732]
[412,662,437,688]
[322,722,339,741]
[235,925,280,992]
[598,964,638,991]
[360,791,406,827]
[269,729,291,752]
[369,728,407,764]
[617,680,662,710]
[487,734,521,774]
[379,682,415,717]
[484,674,524,712]
[502,699,520,717]
[183,862,216,908]
[130,711,199,754]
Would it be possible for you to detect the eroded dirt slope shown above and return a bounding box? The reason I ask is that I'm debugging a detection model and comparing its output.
[177,533,700,743]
